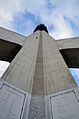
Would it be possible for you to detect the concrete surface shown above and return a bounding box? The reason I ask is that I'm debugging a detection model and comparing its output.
[1,30,77,95]
[57,37,79,68]
[0,27,25,45]
[57,37,79,49]
[0,27,79,119]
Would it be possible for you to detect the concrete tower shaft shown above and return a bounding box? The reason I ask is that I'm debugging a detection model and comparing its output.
[1,30,77,95]
[0,26,79,119]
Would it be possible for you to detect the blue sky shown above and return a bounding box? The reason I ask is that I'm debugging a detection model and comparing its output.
[0,0,79,85]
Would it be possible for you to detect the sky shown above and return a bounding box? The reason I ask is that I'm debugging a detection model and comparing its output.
[0,0,79,85]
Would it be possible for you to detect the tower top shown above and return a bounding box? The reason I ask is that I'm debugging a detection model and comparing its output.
[34,24,48,33]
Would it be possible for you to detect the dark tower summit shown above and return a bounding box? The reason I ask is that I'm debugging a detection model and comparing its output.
[0,25,79,119]
[34,24,48,33]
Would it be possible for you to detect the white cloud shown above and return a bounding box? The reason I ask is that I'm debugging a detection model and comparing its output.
[0,61,9,78]
[21,0,79,39]
[24,19,35,36]
[49,0,79,38]
[0,0,79,39]
[49,15,73,39]
[69,68,79,86]
[0,0,23,28]
[70,68,79,79]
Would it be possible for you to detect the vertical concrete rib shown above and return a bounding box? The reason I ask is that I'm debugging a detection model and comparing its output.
[28,31,46,119]
[32,31,45,95]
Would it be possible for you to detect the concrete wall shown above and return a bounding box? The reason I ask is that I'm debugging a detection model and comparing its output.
[42,31,77,94]
[57,37,79,49]
[1,31,77,95]
[1,31,40,93]
[0,27,25,45]
[56,38,79,68]
[0,29,78,119]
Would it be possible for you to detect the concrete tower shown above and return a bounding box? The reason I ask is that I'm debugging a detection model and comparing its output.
[0,25,79,119]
